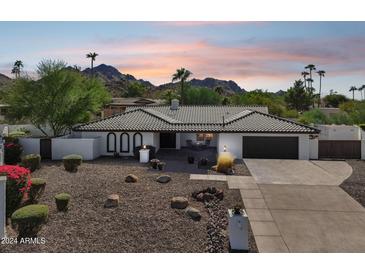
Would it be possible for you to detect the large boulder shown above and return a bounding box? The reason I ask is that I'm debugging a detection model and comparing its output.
[171,197,189,209]
[185,206,201,221]
[104,194,119,208]
[125,174,138,183]
[156,175,171,184]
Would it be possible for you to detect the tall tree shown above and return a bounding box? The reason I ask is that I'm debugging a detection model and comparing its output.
[358,85,365,100]
[86,52,98,74]
[349,86,357,101]
[214,86,225,95]
[305,64,316,89]
[316,70,326,107]
[172,68,192,104]
[11,60,23,78]
[285,80,314,111]
[3,59,110,137]
[301,71,309,88]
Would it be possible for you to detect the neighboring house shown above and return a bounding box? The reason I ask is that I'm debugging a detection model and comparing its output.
[73,100,319,160]
[100,97,165,118]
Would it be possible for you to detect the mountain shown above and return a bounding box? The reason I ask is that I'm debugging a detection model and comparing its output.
[82,64,246,96]
[82,64,154,97]
[189,77,245,94]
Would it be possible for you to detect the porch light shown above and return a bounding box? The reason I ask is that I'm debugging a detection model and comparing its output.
[223,145,227,152]
[143,144,147,149]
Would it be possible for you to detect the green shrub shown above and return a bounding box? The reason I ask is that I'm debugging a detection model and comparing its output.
[55,193,71,211]
[11,204,49,239]
[359,124,365,131]
[298,109,328,125]
[21,154,41,172]
[29,178,46,203]
[63,154,83,172]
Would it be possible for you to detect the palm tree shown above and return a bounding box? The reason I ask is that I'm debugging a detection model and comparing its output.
[306,78,314,90]
[301,71,309,88]
[349,86,357,101]
[316,70,326,107]
[214,86,225,95]
[358,85,365,100]
[172,68,192,104]
[86,52,98,74]
[11,60,23,78]
[305,64,316,89]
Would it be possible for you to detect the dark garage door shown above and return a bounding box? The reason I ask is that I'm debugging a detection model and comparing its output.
[242,136,299,159]
[319,140,361,159]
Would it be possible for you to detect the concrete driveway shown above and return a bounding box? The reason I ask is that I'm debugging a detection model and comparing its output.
[243,159,353,186]
[239,159,365,252]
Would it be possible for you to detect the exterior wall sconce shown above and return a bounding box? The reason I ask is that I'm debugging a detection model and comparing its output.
[223,145,227,152]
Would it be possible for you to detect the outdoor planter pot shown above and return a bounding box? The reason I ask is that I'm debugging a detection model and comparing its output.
[157,162,165,170]
[150,159,160,169]
[187,156,194,164]
[227,208,248,251]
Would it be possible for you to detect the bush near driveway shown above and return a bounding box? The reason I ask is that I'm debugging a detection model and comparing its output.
[55,193,71,212]
[29,178,46,203]
[21,154,41,172]
[0,165,32,218]
[11,204,49,239]
[63,154,83,172]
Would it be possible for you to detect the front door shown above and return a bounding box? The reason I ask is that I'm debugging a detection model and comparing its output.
[160,133,176,149]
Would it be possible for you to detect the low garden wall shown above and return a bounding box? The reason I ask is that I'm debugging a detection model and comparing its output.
[19,138,40,155]
[362,130,365,160]
[51,135,101,160]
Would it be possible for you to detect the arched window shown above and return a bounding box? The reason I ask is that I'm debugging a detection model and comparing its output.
[133,132,143,149]
[107,132,116,152]
[120,132,130,153]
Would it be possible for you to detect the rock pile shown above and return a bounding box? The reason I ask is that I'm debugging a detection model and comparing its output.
[192,187,224,202]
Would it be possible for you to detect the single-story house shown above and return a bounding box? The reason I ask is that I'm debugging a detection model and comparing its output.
[100,97,165,118]
[72,100,320,160]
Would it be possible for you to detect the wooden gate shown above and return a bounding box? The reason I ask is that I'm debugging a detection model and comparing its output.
[40,138,52,160]
[318,140,361,159]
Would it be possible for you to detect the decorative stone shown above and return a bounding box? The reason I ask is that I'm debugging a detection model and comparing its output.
[104,194,119,208]
[185,206,201,221]
[171,197,189,209]
[196,193,204,202]
[125,174,138,183]
[156,175,171,184]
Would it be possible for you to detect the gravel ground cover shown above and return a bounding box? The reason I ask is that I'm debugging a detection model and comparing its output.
[340,160,365,207]
[1,157,256,253]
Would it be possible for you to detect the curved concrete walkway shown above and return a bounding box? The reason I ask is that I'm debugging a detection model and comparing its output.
[238,159,365,252]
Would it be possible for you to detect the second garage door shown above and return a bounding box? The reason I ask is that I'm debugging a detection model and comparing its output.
[242,136,299,159]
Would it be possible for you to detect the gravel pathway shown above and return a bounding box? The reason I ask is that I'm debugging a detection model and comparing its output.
[340,160,365,207]
[1,158,255,252]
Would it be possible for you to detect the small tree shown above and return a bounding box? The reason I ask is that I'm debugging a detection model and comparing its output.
[285,80,314,111]
[4,60,110,137]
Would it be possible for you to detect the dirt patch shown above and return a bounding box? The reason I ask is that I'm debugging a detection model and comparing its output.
[340,160,365,207]
[1,158,256,252]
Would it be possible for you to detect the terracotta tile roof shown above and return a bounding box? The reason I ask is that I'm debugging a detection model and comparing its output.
[73,105,319,134]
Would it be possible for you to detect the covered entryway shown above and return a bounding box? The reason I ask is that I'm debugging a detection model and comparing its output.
[160,132,176,149]
[242,136,298,159]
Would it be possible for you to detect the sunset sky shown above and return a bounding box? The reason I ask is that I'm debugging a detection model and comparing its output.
[1,21,365,98]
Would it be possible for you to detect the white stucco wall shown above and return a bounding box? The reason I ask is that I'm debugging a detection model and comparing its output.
[51,136,101,160]
[79,131,156,156]
[18,138,41,155]
[317,125,361,140]
[309,138,319,160]
[361,130,365,160]
[179,132,218,147]
[218,133,311,160]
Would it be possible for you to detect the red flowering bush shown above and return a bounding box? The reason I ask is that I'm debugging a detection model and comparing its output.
[0,165,32,218]
[4,142,23,164]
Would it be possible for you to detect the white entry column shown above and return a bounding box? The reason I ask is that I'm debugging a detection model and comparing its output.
[0,176,6,238]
